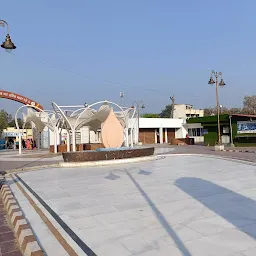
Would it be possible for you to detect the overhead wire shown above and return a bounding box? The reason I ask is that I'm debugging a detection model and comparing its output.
[1,51,241,108]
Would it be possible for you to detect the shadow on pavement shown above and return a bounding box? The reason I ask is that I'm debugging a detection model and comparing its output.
[126,170,192,256]
[175,177,256,239]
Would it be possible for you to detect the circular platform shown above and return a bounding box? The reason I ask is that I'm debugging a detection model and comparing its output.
[62,147,154,162]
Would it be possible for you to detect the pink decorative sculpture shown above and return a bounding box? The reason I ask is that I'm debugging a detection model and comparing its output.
[101,109,124,148]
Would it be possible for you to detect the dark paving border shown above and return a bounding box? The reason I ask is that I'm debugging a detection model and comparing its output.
[14,174,97,256]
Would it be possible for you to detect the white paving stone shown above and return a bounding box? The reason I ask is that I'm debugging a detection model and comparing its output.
[184,228,256,256]
[10,155,256,256]
[94,242,132,256]
[184,215,254,236]
[240,247,256,256]
[134,244,191,256]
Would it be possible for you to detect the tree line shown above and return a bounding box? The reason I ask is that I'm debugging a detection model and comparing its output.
[142,95,256,118]
[204,96,256,116]
[0,109,29,134]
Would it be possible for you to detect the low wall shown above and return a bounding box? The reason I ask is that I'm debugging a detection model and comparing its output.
[49,143,104,153]
[49,144,83,153]
[62,147,155,162]
[85,143,104,150]
[170,138,194,145]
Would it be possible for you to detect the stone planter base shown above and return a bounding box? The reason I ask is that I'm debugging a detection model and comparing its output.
[62,147,154,162]
[214,145,225,151]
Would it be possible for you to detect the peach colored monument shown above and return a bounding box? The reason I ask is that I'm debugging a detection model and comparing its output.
[101,109,124,148]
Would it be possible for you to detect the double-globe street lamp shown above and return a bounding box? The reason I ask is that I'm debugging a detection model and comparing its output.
[0,19,16,51]
[208,70,226,145]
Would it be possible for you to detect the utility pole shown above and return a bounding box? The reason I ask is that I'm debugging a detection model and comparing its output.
[170,95,175,118]
[120,92,124,106]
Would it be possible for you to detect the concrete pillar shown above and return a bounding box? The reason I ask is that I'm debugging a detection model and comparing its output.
[155,129,157,144]
[159,126,163,144]
[165,128,168,143]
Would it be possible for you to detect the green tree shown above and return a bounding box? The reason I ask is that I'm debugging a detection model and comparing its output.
[204,108,216,116]
[8,118,24,128]
[204,107,242,116]
[243,96,256,114]
[159,105,173,118]
[228,108,242,114]
[141,113,160,118]
[0,110,12,134]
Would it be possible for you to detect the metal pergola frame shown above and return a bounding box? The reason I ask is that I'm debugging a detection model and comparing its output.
[15,100,139,154]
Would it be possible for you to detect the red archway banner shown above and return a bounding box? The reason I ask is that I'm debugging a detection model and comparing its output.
[0,90,43,111]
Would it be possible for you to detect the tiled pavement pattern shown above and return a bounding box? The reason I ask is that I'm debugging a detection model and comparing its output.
[2,145,256,172]
[0,197,22,256]
[10,155,256,256]
[0,149,62,172]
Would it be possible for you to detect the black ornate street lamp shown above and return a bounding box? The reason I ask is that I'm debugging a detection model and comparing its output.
[0,19,16,51]
[208,70,226,145]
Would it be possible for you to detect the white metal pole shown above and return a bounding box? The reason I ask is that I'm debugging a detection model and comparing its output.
[54,128,57,153]
[37,133,40,150]
[18,133,22,155]
[72,129,76,152]
[67,131,70,152]
[125,128,129,147]
[137,107,140,144]
[130,129,134,147]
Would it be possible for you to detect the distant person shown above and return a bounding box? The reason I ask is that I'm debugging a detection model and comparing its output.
[22,139,26,149]
[26,139,30,149]
[33,140,37,149]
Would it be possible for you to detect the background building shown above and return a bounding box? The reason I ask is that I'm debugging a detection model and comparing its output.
[1,127,33,141]
[187,114,256,146]
[136,118,185,144]
[173,104,204,119]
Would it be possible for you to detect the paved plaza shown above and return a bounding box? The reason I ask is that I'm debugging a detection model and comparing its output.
[2,145,256,172]
[7,154,256,256]
[0,149,62,171]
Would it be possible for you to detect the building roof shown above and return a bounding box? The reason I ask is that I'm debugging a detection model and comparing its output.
[231,114,256,118]
[187,114,256,124]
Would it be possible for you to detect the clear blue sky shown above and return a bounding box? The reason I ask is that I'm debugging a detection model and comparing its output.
[0,0,255,114]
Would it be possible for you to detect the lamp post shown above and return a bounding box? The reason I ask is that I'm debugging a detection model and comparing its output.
[132,101,145,144]
[208,70,226,145]
[0,19,16,51]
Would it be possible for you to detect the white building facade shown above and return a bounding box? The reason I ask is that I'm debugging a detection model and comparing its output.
[45,118,203,147]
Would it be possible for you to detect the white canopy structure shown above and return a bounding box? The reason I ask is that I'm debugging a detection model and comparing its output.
[15,100,138,154]
[15,105,59,154]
